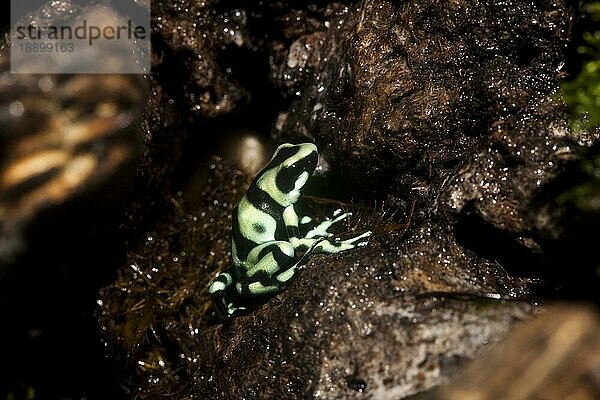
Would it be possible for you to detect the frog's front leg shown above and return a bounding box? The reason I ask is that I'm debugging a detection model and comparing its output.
[291,230,371,254]
[284,205,371,253]
[304,208,353,239]
[283,204,343,241]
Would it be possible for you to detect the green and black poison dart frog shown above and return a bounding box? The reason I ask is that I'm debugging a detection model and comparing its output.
[208,142,372,319]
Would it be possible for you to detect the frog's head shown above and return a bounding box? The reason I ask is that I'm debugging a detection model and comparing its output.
[257,142,318,205]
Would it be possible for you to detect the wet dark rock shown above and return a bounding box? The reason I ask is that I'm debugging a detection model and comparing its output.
[209,295,532,399]
[272,0,573,227]
[419,304,600,400]
[269,0,595,294]
[151,0,251,118]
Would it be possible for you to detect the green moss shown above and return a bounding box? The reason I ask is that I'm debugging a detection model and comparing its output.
[561,2,600,131]
[557,2,600,213]
[557,149,600,211]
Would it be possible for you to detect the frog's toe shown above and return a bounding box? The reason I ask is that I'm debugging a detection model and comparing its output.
[337,231,372,249]
[331,209,351,222]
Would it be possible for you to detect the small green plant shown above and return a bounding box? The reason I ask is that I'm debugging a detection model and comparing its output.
[557,2,600,216]
[561,2,600,131]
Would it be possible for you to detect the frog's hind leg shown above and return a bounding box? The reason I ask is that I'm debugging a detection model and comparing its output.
[236,240,323,297]
[209,265,246,319]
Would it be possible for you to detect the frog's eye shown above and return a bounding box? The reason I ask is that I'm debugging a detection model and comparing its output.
[276,165,300,193]
[276,157,317,194]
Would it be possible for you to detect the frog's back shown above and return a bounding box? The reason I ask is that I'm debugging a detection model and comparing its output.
[230,142,317,264]
[231,189,286,262]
